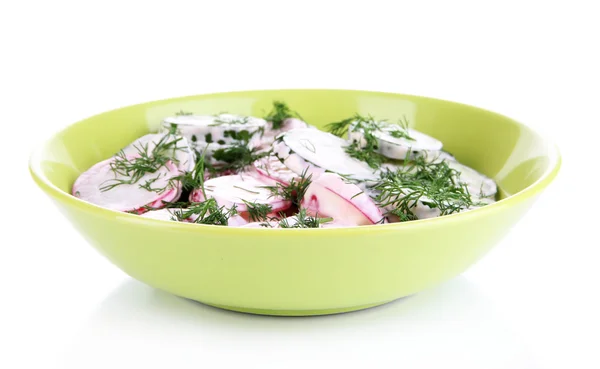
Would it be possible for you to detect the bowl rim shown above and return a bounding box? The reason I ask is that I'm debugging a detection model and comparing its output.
[29,88,562,234]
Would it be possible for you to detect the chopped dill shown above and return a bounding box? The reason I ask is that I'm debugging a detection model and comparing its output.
[278,209,333,228]
[262,168,312,206]
[175,110,193,116]
[299,139,316,153]
[326,114,414,169]
[242,200,273,222]
[138,173,169,193]
[211,115,250,126]
[172,148,208,196]
[264,101,302,130]
[172,198,237,226]
[233,185,260,195]
[212,145,268,172]
[100,134,184,192]
[373,157,474,221]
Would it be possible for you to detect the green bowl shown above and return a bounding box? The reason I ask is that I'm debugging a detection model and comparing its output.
[29,89,560,316]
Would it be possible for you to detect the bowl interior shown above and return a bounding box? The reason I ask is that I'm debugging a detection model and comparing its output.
[32,89,559,203]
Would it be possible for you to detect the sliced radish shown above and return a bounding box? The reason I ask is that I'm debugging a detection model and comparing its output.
[252,155,299,186]
[276,129,377,180]
[421,150,456,164]
[241,221,277,228]
[447,161,497,198]
[259,117,310,149]
[139,208,185,221]
[73,156,182,212]
[349,122,443,160]
[122,133,196,172]
[228,215,249,226]
[189,174,291,213]
[162,114,266,149]
[239,215,339,228]
[302,173,383,225]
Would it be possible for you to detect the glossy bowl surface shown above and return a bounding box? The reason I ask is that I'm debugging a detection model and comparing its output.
[29,89,560,315]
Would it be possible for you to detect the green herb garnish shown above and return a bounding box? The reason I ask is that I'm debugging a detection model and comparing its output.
[264,101,302,130]
[374,157,473,221]
[212,145,267,172]
[100,134,183,192]
[326,114,414,169]
[211,115,250,126]
[263,168,312,207]
[242,200,273,222]
[172,148,208,195]
[278,209,333,228]
[172,198,237,226]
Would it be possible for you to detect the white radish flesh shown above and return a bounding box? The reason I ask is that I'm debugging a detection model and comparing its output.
[278,129,377,180]
[189,174,291,213]
[302,173,383,225]
[73,156,182,212]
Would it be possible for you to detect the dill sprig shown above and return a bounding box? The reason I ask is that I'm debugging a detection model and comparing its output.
[212,145,268,172]
[278,208,333,228]
[326,114,386,169]
[264,101,302,130]
[210,115,250,126]
[139,173,169,193]
[349,115,385,169]
[387,116,414,140]
[172,147,208,196]
[374,157,474,221]
[262,168,313,206]
[172,198,237,226]
[242,200,273,222]
[100,135,183,192]
[326,114,414,169]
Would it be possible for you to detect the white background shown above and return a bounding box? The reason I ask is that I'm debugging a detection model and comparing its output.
[1,1,598,368]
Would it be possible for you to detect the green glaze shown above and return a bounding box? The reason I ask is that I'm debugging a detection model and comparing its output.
[29,89,561,316]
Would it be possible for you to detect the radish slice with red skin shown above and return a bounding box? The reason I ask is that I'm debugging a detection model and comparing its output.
[252,155,299,186]
[73,156,182,212]
[129,187,182,214]
[241,221,277,228]
[139,208,186,221]
[122,133,195,172]
[189,174,291,213]
[140,208,247,226]
[228,215,249,226]
[301,173,383,225]
[239,217,348,228]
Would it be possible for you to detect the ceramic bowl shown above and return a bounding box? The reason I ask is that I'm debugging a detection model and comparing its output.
[29,89,560,315]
